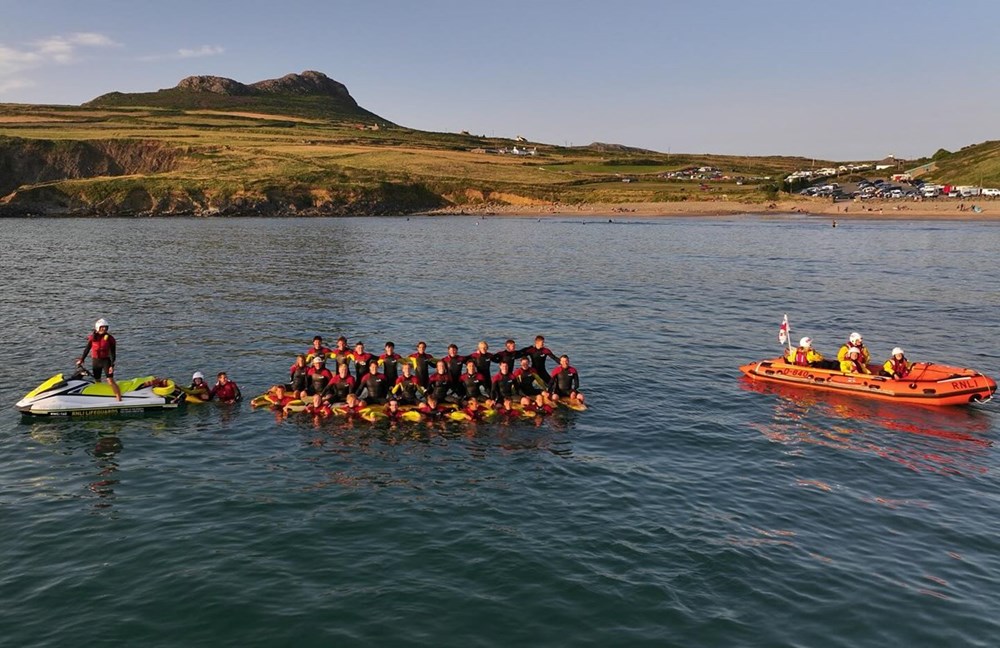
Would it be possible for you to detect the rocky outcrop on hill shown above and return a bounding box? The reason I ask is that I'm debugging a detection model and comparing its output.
[169,71,357,104]
[175,75,253,95]
[249,71,356,104]
[85,70,385,123]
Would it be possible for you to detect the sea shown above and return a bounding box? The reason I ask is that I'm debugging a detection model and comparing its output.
[0,214,998,647]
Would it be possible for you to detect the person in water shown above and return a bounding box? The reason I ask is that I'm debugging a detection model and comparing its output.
[322,362,356,403]
[330,336,352,372]
[305,355,333,397]
[407,341,435,388]
[468,341,496,378]
[492,339,523,373]
[289,355,310,400]
[265,384,296,410]
[837,331,871,365]
[520,335,558,382]
[383,398,406,423]
[210,372,242,403]
[548,354,585,404]
[187,371,212,402]
[839,346,871,374]
[391,362,425,405]
[490,361,517,403]
[511,356,547,401]
[882,347,912,379]
[349,341,374,383]
[460,360,489,401]
[305,336,332,362]
[418,394,448,420]
[304,393,332,418]
[355,359,389,404]
[76,318,122,401]
[378,341,403,387]
[441,344,466,395]
[785,337,825,367]
[427,360,453,402]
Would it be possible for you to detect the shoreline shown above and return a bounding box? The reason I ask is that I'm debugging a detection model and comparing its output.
[426,198,999,220]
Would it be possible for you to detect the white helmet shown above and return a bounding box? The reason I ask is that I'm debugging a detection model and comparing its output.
[891,347,904,356]
[847,346,861,355]
[312,355,325,364]
[799,337,812,348]
[192,371,205,380]
[849,332,862,344]
[94,318,109,330]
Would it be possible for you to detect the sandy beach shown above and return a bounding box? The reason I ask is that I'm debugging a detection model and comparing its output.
[428,198,999,220]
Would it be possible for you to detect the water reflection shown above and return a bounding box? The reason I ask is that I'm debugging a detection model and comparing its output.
[741,378,993,475]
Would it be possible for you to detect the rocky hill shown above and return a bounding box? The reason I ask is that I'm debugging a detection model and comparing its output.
[86,71,390,124]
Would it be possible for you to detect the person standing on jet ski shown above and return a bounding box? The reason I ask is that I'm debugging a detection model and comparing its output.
[76,318,122,401]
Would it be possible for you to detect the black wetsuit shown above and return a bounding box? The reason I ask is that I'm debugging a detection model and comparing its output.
[492,348,523,373]
[491,371,516,402]
[408,352,435,387]
[520,345,557,382]
[322,374,355,402]
[306,367,333,396]
[289,363,309,393]
[468,351,496,379]
[441,354,466,392]
[380,353,402,387]
[548,366,579,397]
[392,376,424,404]
[461,372,489,400]
[427,373,452,402]
[355,372,389,403]
[512,367,545,397]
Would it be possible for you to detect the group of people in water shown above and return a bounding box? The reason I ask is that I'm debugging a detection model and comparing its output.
[76,318,243,404]
[75,319,584,419]
[783,331,913,379]
[255,334,585,422]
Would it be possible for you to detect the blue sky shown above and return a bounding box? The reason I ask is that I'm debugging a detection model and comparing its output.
[1,0,997,160]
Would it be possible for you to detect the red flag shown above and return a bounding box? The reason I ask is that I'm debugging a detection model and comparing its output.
[778,314,790,345]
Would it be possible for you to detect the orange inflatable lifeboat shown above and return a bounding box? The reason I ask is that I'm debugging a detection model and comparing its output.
[739,358,996,407]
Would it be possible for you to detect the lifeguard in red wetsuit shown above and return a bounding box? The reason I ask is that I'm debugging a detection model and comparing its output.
[304,393,333,417]
[76,318,121,401]
[349,342,374,383]
[210,372,242,403]
[305,336,332,363]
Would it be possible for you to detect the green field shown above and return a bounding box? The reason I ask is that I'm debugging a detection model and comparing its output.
[1,98,996,216]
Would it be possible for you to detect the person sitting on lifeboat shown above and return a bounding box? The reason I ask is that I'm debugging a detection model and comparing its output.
[785,337,825,367]
[840,346,872,374]
[837,332,871,365]
[882,347,912,379]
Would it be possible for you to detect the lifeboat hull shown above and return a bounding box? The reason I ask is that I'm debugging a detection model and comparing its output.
[739,358,996,407]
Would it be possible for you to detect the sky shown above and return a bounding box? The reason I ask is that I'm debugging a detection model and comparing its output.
[1,0,997,161]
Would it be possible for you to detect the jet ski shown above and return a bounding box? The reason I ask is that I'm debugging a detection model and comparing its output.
[15,369,184,417]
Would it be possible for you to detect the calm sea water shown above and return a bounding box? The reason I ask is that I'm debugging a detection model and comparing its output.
[0,215,998,647]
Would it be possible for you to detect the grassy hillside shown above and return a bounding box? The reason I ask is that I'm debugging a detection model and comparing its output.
[3,96,993,216]
[915,141,1000,186]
